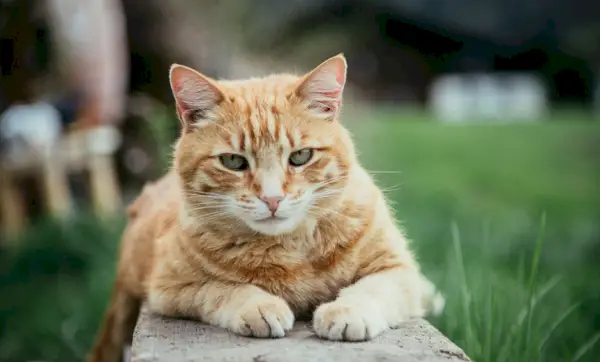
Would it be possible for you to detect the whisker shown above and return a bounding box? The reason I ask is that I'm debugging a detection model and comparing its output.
[313,189,344,201]
[188,199,228,205]
[309,205,355,222]
[187,193,231,200]
[315,175,348,188]
[188,197,232,204]
[185,190,231,196]
[187,203,227,210]
[366,170,402,174]
[316,174,348,184]
[314,188,344,196]
[198,211,231,223]
[188,206,223,213]
[380,184,402,193]
[188,200,228,206]
[315,179,345,188]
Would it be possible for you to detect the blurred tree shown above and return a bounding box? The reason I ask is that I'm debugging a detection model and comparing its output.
[230,0,600,108]
[0,0,40,106]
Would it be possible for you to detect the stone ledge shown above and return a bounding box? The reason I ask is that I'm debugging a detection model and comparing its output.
[131,305,470,362]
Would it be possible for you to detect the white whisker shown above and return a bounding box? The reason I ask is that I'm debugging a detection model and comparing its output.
[366,169,402,174]
[188,206,223,213]
[315,175,348,188]
[313,189,344,201]
[198,211,232,223]
[309,205,355,222]
[188,198,230,205]
[187,193,231,200]
[188,199,228,205]
[380,184,402,193]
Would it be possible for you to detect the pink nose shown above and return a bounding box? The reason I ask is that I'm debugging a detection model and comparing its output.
[260,196,283,213]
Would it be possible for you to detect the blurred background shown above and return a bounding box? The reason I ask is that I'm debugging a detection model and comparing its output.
[0,1,599,361]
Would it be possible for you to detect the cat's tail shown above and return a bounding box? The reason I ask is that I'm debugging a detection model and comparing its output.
[87,283,140,362]
[420,274,446,317]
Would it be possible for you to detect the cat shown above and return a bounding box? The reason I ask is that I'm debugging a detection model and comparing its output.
[87,54,444,362]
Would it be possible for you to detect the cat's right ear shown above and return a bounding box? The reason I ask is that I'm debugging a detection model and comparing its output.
[169,64,225,132]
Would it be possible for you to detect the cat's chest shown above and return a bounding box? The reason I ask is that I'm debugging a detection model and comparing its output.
[217,230,363,313]
[240,250,359,314]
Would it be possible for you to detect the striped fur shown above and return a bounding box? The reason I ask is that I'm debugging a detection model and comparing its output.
[88,54,443,362]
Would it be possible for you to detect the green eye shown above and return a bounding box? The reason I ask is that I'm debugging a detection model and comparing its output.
[219,154,249,171]
[289,149,313,167]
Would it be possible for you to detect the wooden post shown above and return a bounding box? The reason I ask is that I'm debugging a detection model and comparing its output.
[0,173,26,240]
[89,154,121,216]
[40,154,72,218]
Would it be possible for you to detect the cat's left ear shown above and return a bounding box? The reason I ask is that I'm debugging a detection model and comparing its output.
[295,54,347,119]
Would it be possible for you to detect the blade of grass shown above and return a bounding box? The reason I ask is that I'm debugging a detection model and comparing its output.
[451,221,479,354]
[498,275,562,362]
[484,283,494,362]
[524,212,547,359]
[517,253,526,285]
[498,214,551,362]
[516,276,562,327]
[540,302,581,354]
[572,332,600,362]
[481,219,493,362]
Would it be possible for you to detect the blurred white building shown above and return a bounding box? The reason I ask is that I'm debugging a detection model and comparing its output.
[430,73,548,123]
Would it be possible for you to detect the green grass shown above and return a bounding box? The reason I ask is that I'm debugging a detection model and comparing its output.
[1,111,599,362]
[0,216,123,362]
[349,114,600,362]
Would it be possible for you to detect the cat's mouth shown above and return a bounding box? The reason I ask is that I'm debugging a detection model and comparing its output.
[255,215,288,223]
[247,214,299,236]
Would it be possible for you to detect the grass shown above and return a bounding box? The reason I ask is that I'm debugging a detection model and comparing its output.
[349,112,600,361]
[0,216,123,362]
[1,110,599,361]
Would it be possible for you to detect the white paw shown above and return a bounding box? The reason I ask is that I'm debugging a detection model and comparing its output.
[228,294,295,338]
[313,300,388,341]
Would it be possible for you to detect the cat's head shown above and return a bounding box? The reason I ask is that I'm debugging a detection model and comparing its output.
[170,54,355,236]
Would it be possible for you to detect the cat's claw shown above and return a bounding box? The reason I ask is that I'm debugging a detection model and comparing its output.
[313,300,388,341]
[228,294,294,338]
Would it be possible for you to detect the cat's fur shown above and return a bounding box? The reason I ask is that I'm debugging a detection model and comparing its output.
[88,54,444,362]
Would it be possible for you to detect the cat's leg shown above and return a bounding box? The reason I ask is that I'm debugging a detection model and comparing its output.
[148,279,294,338]
[313,267,434,341]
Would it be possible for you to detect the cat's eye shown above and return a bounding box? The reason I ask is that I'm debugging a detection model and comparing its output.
[289,149,313,167]
[219,154,249,171]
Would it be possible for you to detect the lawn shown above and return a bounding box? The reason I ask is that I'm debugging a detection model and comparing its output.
[1,112,599,362]
[349,112,600,362]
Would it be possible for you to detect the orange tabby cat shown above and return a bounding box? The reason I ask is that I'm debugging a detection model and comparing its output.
[88,54,444,362]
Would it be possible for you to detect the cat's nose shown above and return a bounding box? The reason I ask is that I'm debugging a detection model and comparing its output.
[260,196,283,213]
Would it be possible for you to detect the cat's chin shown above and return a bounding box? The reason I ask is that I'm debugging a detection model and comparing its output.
[245,216,301,236]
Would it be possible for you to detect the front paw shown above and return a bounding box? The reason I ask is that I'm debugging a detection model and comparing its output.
[313,300,388,341]
[228,294,294,338]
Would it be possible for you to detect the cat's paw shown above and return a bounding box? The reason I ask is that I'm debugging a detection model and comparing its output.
[228,294,295,338]
[313,299,388,341]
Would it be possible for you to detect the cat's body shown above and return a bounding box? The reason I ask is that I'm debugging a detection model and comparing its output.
[88,55,443,362]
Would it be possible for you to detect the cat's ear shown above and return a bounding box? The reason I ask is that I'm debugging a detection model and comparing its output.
[169,64,225,132]
[295,54,347,119]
